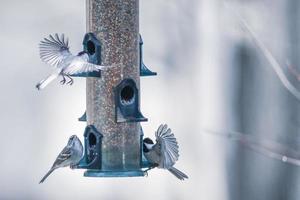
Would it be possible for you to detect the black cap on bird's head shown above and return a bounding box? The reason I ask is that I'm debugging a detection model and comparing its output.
[143,137,154,144]
[143,137,154,153]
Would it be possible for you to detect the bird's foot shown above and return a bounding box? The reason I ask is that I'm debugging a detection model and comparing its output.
[66,76,73,85]
[144,171,149,177]
[67,79,73,85]
[143,167,154,176]
[70,164,78,169]
[36,83,41,90]
[60,78,66,85]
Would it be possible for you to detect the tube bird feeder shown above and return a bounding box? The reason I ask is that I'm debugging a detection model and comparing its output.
[76,0,155,177]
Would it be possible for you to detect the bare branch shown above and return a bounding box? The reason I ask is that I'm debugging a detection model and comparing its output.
[224,2,300,101]
[203,128,300,166]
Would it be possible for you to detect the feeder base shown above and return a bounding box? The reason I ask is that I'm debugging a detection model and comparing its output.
[84,170,145,177]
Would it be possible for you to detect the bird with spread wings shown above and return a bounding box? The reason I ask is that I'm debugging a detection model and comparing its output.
[143,124,188,180]
[36,33,106,90]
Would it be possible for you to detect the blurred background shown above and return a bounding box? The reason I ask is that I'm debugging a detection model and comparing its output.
[1,0,300,199]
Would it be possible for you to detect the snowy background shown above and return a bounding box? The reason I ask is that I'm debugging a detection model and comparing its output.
[0,0,300,199]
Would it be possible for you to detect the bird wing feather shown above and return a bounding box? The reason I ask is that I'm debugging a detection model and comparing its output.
[63,60,106,75]
[39,33,72,68]
[52,146,72,168]
[154,124,180,169]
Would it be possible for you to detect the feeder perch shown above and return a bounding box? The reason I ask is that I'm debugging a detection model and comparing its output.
[78,111,86,122]
[139,34,157,76]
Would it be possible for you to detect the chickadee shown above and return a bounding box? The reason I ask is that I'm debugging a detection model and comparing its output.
[143,124,188,180]
[39,135,83,184]
[36,33,106,90]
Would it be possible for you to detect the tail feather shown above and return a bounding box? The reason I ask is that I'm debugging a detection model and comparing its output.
[36,74,58,90]
[168,167,188,180]
[39,168,55,184]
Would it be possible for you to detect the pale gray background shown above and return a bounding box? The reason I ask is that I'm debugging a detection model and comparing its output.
[0,0,300,199]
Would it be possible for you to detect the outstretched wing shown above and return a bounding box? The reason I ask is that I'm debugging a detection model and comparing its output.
[39,33,72,68]
[64,60,107,75]
[154,124,179,169]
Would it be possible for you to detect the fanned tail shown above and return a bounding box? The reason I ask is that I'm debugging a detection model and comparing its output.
[168,167,188,180]
[39,168,55,184]
[36,74,58,90]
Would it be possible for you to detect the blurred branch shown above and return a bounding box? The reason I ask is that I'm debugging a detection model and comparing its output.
[224,2,300,101]
[286,61,300,81]
[203,129,300,166]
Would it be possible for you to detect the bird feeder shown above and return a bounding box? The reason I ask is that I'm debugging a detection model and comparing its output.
[74,0,156,177]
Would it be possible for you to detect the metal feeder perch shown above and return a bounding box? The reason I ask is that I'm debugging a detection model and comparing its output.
[139,34,157,77]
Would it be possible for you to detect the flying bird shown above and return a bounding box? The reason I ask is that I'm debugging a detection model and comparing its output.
[36,33,106,90]
[39,135,83,184]
[143,124,188,180]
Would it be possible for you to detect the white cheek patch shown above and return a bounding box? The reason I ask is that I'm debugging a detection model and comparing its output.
[145,143,154,149]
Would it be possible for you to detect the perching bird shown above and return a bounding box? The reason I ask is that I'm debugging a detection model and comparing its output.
[36,33,106,90]
[39,135,83,184]
[143,124,188,180]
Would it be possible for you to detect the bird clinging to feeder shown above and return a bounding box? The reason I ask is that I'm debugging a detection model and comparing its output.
[36,33,107,90]
[143,124,188,180]
[39,135,83,183]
